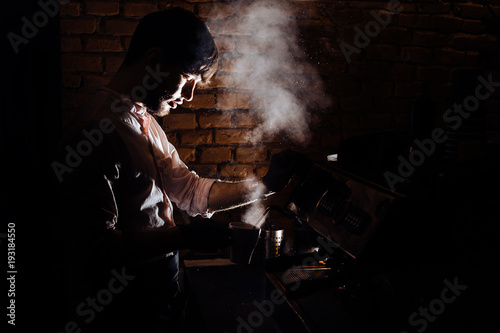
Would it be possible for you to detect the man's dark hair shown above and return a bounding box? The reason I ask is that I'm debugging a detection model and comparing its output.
[122,7,218,82]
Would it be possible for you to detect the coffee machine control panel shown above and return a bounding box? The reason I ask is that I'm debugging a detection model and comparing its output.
[287,163,402,259]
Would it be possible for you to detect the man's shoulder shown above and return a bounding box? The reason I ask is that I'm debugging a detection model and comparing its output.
[64,88,136,139]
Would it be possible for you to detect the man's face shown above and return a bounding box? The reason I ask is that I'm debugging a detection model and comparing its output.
[142,65,201,117]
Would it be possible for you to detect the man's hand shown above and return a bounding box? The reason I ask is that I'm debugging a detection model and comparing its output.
[262,150,312,193]
[177,219,230,253]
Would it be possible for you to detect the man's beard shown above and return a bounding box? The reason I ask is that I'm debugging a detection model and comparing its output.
[143,90,171,117]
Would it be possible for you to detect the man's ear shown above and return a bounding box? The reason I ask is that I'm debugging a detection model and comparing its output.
[144,47,163,68]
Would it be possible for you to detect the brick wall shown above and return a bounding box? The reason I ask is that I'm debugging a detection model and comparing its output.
[60,0,500,181]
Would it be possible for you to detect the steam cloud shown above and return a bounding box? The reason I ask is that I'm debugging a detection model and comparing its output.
[217,0,331,145]
[211,1,331,226]
[241,179,268,228]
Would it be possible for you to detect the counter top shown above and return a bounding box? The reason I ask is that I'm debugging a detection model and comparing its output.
[182,258,307,333]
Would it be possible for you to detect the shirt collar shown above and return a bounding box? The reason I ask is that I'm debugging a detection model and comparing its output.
[98,86,151,136]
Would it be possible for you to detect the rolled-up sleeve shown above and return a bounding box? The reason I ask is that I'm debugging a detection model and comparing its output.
[147,116,216,217]
[164,147,216,217]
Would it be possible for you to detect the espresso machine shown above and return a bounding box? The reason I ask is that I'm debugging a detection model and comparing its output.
[264,137,500,332]
[263,158,430,332]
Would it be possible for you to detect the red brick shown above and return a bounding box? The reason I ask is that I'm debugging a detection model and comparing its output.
[165,114,197,129]
[62,54,103,72]
[199,113,232,128]
[217,93,250,109]
[61,18,97,34]
[215,129,248,144]
[255,165,268,178]
[231,2,254,15]
[219,17,253,36]
[165,131,179,146]
[202,19,218,36]
[360,9,398,24]
[214,37,235,53]
[220,164,253,178]
[188,164,217,178]
[219,56,254,73]
[455,3,489,19]
[359,115,392,129]
[341,115,359,129]
[86,2,120,16]
[342,129,372,140]
[60,37,81,52]
[84,37,123,52]
[298,20,335,40]
[462,20,486,34]
[435,48,465,65]
[392,113,410,129]
[340,96,373,112]
[418,3,451,14]
[450,34,497,51]
[377,98,412,114]
[283,75,322,92]
[378,27,411,44]
[177,148,196,163]
[412,31,447,47]
[236,147,267,162]
[201,74,233,89]
[347,61,381,78]
[60,2,81,17]
[397,13,431,28]
[105,20,139,36]
[122,36,133,51]
[330,78,361,96]
[326,7,361,26]
[104,55,125,73]
[62,92,95,109]
[365,44,400,61]
[82,74,112,91]
[250,131,284,144]
[396,3,417,12]
[234,112,260,127]
[363,81,394,98]
[291,2,324,20]
[466,51,480,65]
[159,2,195,12]
[236,37,269,54]
[179,130,213,145]
[123,3,158,17]
[381,63,415,80]
[402,46,432,63]
[417,66,450,82]
[182,94,215,109]
[200,147,232,163]
[427,83,451,97]
[395,82,422,97]
[430,15,463,32]
[62,74,81,88]
[197,3,232,18]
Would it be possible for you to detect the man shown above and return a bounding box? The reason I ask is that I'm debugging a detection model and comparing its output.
[55,7,308,333]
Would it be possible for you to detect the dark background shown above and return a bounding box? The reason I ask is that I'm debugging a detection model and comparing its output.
[2,0,62,331]
[2,1,500,332]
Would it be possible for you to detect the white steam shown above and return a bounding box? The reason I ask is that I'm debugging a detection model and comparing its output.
[219,0,331,145]
[240,178,268,228]
[211,1,331,226]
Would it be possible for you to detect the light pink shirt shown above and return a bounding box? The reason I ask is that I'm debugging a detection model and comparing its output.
[78,87,216,230]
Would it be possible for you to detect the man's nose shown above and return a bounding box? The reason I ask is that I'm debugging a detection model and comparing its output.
[181,80,197,102]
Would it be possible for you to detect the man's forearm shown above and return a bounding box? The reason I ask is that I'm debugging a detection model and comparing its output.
[207,180,268,212]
